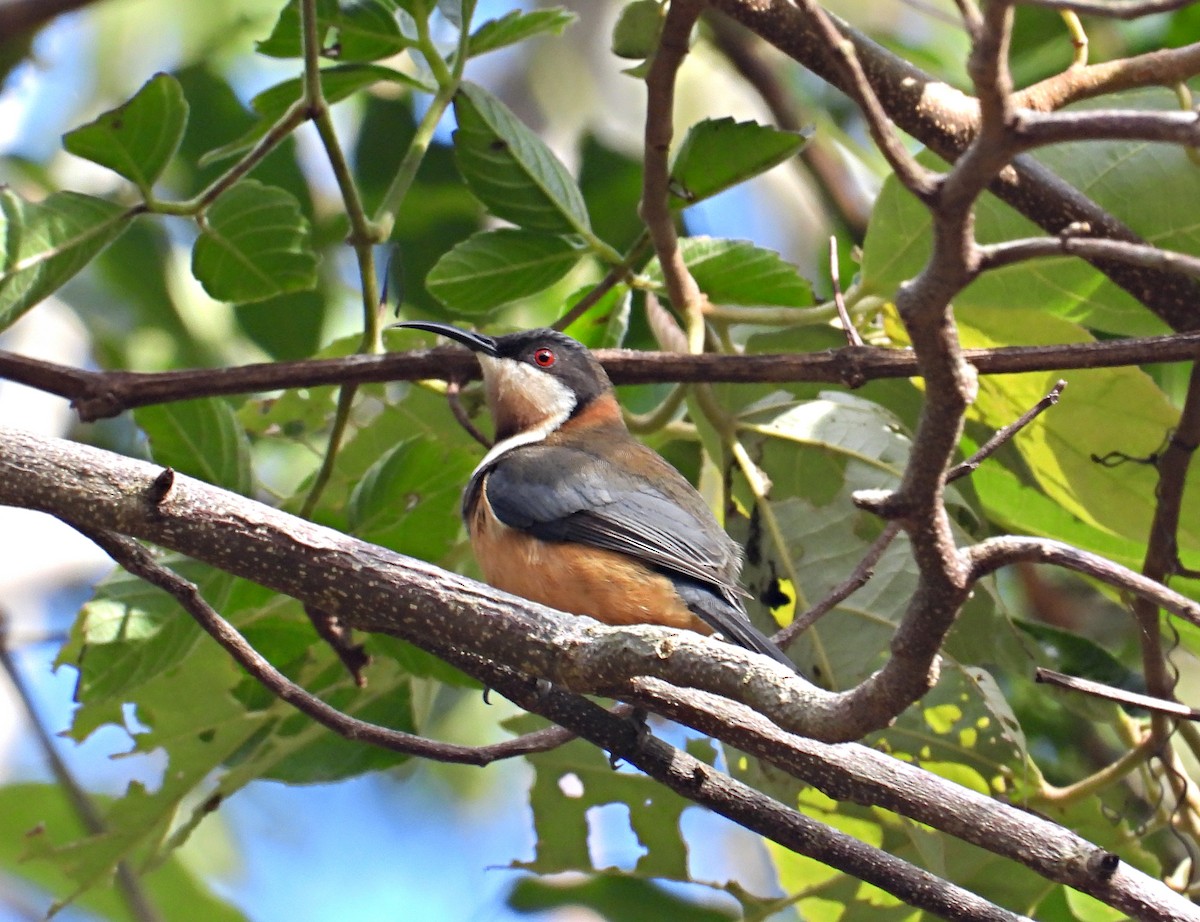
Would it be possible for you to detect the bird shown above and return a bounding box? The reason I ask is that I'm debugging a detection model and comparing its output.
[396,321,795,671]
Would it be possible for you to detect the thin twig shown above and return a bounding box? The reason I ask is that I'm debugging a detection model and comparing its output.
[793,0,940,202]
[73,525,576,766]
[640,0,709,352]
[553,232,649,331]
[7,333,1200,423]
[446,379,491,448]
[1036,667,1200,719]
[946,380,1067,482]
[829,235,863,347]
[774,521,903,648]
[1061,11,1089,68]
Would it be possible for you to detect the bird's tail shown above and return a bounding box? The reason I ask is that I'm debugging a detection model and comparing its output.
[670,578,797,672]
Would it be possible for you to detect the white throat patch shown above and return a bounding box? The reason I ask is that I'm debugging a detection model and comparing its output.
[471,354,576,477]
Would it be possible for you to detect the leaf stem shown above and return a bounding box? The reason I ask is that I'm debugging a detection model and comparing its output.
[373,2,477,239]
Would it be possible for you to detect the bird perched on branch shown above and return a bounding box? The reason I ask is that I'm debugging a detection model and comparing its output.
[396,322,795,671]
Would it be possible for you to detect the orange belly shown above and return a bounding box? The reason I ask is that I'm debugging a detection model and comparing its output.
[468,491,712,635]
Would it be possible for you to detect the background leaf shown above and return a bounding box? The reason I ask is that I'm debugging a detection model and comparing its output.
[135,397,252,494]
[645,237,814,307]
[201,64,427,166]
[62,73,189,193]
[670,117,809,207]
[467,8,576,58]
[0,189,133,329]
[453,82,592,235]
[257,0,411,62]
[191,180,318,303]
[426,228,584,313]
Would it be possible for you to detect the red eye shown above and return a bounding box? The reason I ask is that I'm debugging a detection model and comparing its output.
[533,347,556,368]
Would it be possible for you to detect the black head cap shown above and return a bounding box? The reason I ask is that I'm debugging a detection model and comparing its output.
[394,322,613,409]
[489,328,612,409]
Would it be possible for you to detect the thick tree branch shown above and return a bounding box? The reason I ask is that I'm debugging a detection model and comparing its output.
[0,426,889,744]
[446,650,1033,922]
[624,676,1194,922]
[75,525,577,766]
[1,427,1195,920]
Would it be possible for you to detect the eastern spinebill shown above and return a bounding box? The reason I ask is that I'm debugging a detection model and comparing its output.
[397,322,794,670]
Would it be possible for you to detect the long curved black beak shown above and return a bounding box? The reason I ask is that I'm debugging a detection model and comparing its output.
[392,320,498,356]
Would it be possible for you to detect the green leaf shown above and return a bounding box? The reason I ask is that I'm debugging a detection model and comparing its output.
[0,188,134,329]
[135,397,252,493]
[453,82,592,234]
[670,117,809,207]
[257,0,411,62]
[0,783,247,922]
[192,180,318,304]
[611,0,664,59]
[562,283,631,349]
[201,64,426,166]
[860,89,1198,336]
[62,72,188,193]
[426,228,583,313]
[508,713,700,879]
[31,639,270,911]
[347,437,476,559]
[645,237,814,307]
[956,305,1200,559]
[55,558,234,731]
[728,391,915,687]
[467,8,576,58]
[508,875,736,921]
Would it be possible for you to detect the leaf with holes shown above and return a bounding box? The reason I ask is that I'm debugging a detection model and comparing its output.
[427,228,583,313]
[670,117,809,207]
[0,188,134,330]
[453,82,592,235]
[63,72,188,193]
[192,181,317,304]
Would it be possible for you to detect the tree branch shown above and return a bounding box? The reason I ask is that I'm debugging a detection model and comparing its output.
[624,676,1193,922]
[708,0,1200,331]
[4,332,1200,421]
[1015,41,1200,112]
[74,524,576,766]
[966,536,1200,626]
[640,0,709,350]
[1,427,1194,920]
[1035,667,1200,719]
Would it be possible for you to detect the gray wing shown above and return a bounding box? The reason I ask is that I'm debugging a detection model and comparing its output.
[479,443,742,600]
[477,443,795,670]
